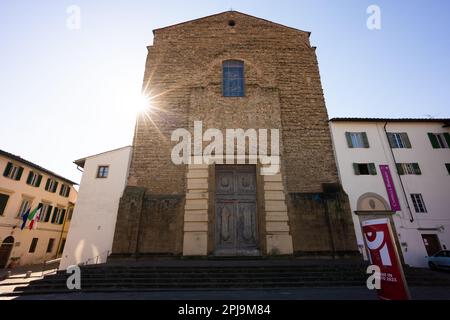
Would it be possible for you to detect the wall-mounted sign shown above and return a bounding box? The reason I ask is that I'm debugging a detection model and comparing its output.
[380,165,401,211]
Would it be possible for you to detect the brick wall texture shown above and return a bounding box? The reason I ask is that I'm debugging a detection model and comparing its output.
[113,11,358,257]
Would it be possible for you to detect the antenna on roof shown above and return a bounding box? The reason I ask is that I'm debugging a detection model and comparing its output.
[229,7,234,12]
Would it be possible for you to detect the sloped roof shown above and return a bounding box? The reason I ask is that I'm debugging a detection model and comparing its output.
[153,10,310,36]
[0,149,78,185]
[74,146,132,168]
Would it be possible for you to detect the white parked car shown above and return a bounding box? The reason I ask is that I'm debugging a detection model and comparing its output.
[427,250,450,271]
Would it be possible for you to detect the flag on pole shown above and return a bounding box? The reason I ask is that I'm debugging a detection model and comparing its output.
[28,206,42,230]
[20,208,30,230]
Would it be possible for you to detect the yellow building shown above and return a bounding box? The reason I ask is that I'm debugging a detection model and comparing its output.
[0,149,77,269]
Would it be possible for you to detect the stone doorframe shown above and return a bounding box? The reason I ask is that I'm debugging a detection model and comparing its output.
[182,161,293,256]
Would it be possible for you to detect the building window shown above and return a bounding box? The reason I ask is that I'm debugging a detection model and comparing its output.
[428,133,450,149]
[345,132,369,148]
[59,238,66,255]
[387,133,412,149]
[43,204,53,223]
[46,238,55,253]
[3,162,24,181]
[17,198,32,218]
[59,184,70,198]
[396,163,422,175]
[29,238,38,253]
[51,207,66,225]
[353,163,377,176]
[67,207,74,221]
[0,193,10,216]
[97,166,109,179]
[223,60,244,97]
[446,164,450,175]
[26,171,42,188]
[45,178,59,193]
[411,194,427,213]
[38,203,50,221]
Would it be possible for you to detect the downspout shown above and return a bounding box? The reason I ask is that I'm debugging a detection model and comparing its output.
[383,122,414,223]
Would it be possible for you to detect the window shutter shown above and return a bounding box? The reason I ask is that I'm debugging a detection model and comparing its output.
[369,163,377,175]
[401,133,412,148]
[444,133,450,148]
[387,133,397,148]
[45,179,50,191]
[396,164,405,175]
[53,181,59,193]
[0,194,9,216]
[45,205,53,222]
[66,188,70,198]
[36,175,42,187]
[353,163,360,175]
[59,185,64,196]
[59,209,66,224]
[16,167,24,181]
[362,132,370,148]
[51,207,58,223]
[26,171,33,185]
[413,163,422,175]
[428,133,440,149]
[3,162,12,177]
[446,164,450,175]
[345,133,354,148]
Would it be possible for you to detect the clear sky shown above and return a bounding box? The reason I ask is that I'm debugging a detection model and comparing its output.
[0,0,449,184]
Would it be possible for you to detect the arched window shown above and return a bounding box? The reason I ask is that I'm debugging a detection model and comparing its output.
[223,60,244,97]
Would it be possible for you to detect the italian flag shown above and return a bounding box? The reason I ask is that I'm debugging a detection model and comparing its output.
[28,206,42,230]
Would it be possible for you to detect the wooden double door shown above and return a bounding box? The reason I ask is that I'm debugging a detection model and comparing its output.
[214,165,259,256]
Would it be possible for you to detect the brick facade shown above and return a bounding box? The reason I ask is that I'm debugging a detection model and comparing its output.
[112,11,358,257]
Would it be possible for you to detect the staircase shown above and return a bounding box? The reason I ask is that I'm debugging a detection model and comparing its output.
[2,259,450,297]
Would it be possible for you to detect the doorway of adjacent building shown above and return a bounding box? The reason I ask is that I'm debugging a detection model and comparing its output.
[422,234,442,256]
[0,236,14,269]
[214,165,259,256]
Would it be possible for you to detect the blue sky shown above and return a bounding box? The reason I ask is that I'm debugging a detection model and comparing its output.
[0,0,449,183]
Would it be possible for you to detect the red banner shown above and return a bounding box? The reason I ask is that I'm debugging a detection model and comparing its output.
[362,218,410,300]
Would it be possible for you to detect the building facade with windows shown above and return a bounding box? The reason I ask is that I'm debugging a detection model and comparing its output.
[330,118,450,267]
[0,150,77,268]
[111,11,358,259]
[59,146,132,270]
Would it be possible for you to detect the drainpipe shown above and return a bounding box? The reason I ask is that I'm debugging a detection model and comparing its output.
[383,122,414,223]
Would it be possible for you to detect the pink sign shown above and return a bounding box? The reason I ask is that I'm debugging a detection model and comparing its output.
[380,165,401,211]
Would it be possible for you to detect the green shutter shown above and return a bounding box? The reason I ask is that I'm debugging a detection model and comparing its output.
[3,162,12,177]
[346,133,354,148]
[26,171,33,185]
[387,133,397,148]
[369,163,377,175]
[45,205,53,222]
[66,188,70,198]
[16,167,23,181]
[362,132,370,148]
[401,133,412,148]
[353,163,360,175]
[444,133,450,148]
[428,133,440,149]
[396,163,405,175]
[36,175,42,188]
[413,163,422,175]
[53,181,59,193]
[45,179,50,191]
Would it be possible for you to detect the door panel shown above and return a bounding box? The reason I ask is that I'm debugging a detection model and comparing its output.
[215,166,259,256]
[422,234,442,257]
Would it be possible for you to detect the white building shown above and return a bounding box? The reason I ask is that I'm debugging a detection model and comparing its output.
[59,146,132,270]
[330,118,450,268]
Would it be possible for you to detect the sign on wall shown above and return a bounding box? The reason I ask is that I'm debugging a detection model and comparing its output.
[362,218,410,300]
[380,165,401,211]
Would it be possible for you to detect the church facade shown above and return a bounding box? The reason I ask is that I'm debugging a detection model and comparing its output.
[111,11,358,258]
